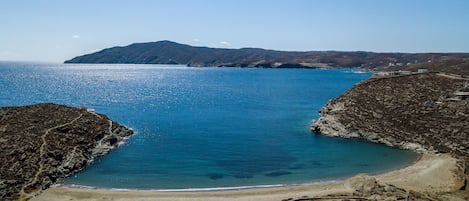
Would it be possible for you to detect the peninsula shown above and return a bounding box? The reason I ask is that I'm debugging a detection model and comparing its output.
[65,40,469,69]
[312,72,469,154]
[0,103,133,201]
[312,71,469,200]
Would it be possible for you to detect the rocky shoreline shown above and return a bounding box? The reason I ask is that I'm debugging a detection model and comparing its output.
[311,72,469,154]
[311,72,469,200]
[0,103,134,200]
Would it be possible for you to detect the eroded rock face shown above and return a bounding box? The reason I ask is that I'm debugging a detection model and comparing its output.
[312,73,469,155]
[0,103,133,200]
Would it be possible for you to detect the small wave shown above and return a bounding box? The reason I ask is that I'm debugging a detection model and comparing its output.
[151,184,284,192]
[63,180,341,192]
[66,184,97,189]
[117,126,135,146]
[351,70,368,74]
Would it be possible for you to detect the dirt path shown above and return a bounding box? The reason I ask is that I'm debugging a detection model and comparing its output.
[436,72,469,80]
[20,114,84,200]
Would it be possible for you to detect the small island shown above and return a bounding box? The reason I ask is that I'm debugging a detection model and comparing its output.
[0,103,133,200]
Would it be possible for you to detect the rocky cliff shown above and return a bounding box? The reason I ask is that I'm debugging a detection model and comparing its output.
[0,103,134,201]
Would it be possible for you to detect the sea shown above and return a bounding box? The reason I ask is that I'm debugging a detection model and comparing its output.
[0,62,418,190]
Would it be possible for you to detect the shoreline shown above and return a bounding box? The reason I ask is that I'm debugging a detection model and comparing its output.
[50,178,343,193]
[32,153,462,201]
[29,72,469,200]
[33,139,421,194]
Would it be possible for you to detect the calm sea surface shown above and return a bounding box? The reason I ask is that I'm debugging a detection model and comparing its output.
[0,62,418,190]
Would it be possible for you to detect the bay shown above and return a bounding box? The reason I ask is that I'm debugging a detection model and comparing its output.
[0,62,418,189]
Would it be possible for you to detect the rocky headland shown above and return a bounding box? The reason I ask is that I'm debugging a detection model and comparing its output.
[311,72,469,200]
[312,72,469,155]
[0,103,134,201]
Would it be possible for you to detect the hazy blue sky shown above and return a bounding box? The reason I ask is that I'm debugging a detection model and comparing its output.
[1,0,469,62]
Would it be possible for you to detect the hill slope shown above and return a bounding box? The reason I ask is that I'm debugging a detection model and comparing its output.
[383,58,469,76]
[65,41,469,68]
[311,72,469,200]
[312,73,469,155]
[0,103,133,200]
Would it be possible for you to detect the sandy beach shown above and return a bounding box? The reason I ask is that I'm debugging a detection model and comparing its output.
[32,153,463,201]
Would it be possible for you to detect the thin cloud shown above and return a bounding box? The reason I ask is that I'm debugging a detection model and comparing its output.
[193,38,200,42]
[72,35,80,39]
[220,41,232,46]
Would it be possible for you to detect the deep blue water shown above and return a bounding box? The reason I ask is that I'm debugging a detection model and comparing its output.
[0,62,418,190]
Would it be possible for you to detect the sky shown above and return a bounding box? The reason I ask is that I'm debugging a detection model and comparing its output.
[1,0,469,62]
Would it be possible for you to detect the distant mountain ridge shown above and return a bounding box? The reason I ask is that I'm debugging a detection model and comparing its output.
[65,40,469,69]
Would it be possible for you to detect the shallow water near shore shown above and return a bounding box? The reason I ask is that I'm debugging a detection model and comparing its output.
[0,62,419,189]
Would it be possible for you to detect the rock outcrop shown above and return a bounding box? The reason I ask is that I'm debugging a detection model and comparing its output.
[310,72,469,200]
[0,103,133,201]
[344,174,437,200]
[312,73,469,155]
[285,174,441,201]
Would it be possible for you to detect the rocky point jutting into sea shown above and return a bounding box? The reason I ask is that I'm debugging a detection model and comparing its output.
[0,103,133,201]
[312,72,469,154]
[311,72,469,200]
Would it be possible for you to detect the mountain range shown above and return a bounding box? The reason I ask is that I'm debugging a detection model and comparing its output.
[65,40,469,69]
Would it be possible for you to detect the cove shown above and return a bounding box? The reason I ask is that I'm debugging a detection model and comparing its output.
[0,62,419,190]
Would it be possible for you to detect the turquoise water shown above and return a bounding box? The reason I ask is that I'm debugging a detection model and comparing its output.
[0,62,418,190]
